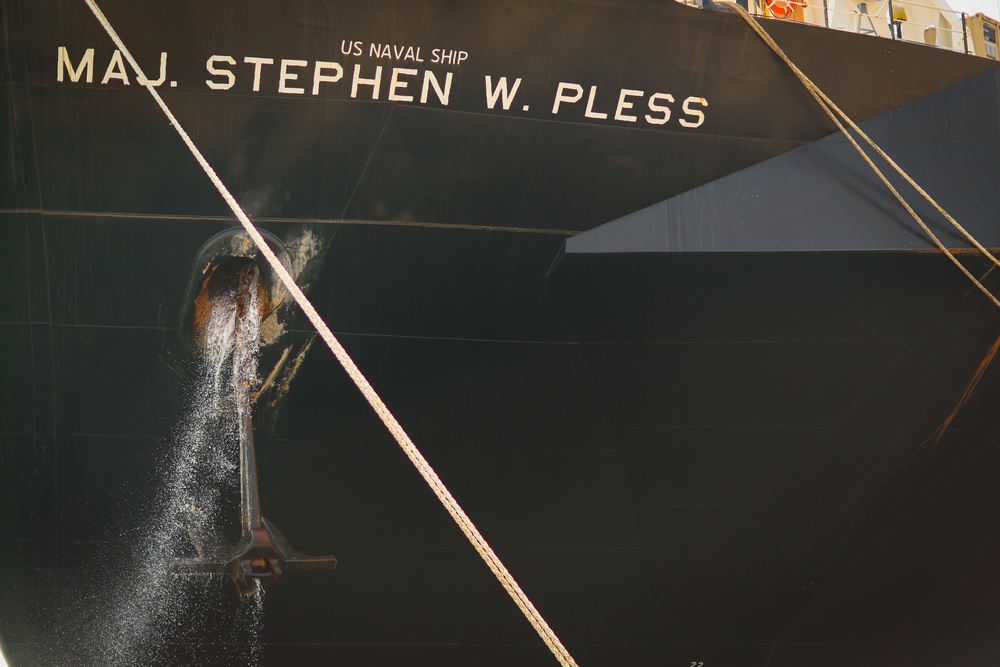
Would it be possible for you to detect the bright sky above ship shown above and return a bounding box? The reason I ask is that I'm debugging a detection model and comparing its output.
[946,0,1000,18]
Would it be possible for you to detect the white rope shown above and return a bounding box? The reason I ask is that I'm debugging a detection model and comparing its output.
[81,2,579,665]
[721,0,1000,309]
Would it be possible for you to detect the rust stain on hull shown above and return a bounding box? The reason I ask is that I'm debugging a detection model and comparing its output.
[192,260,274,350]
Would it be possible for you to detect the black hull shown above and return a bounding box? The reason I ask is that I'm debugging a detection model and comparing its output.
[4,1,1000,665]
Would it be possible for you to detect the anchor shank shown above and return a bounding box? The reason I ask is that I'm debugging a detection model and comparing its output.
[234,268,264,535]
[239,397,263,534]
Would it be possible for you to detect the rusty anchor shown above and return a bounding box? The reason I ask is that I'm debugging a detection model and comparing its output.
[172,261,336,595]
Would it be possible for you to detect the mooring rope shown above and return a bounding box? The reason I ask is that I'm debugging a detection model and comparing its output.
[81,2,579,665]
[721,0,1000,309]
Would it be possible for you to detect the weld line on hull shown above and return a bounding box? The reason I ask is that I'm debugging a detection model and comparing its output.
[0,208,578,236]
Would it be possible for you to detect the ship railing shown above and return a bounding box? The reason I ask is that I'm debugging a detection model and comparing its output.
[677,0,994,58]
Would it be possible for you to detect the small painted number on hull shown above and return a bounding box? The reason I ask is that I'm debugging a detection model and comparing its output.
[689,663,704,667]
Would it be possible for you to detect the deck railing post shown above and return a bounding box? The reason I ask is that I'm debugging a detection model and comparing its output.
[963,12,969,53]
[887,0,897,38]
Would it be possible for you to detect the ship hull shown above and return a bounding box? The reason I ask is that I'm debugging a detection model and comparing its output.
[4,1,1000,665]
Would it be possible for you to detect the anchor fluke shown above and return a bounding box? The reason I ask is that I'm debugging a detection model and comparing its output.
[172,518,337,595]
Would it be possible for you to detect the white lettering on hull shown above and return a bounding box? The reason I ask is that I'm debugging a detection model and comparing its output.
[58,47,170,87]
[55,45,712,129]
[551,82,709,129]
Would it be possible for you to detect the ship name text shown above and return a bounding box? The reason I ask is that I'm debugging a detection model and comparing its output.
[55,46,710,130]
[485,76,707,128]
[206,55,457,105]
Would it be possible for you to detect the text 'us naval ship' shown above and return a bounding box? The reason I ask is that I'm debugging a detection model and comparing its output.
[5,0,1000,665]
